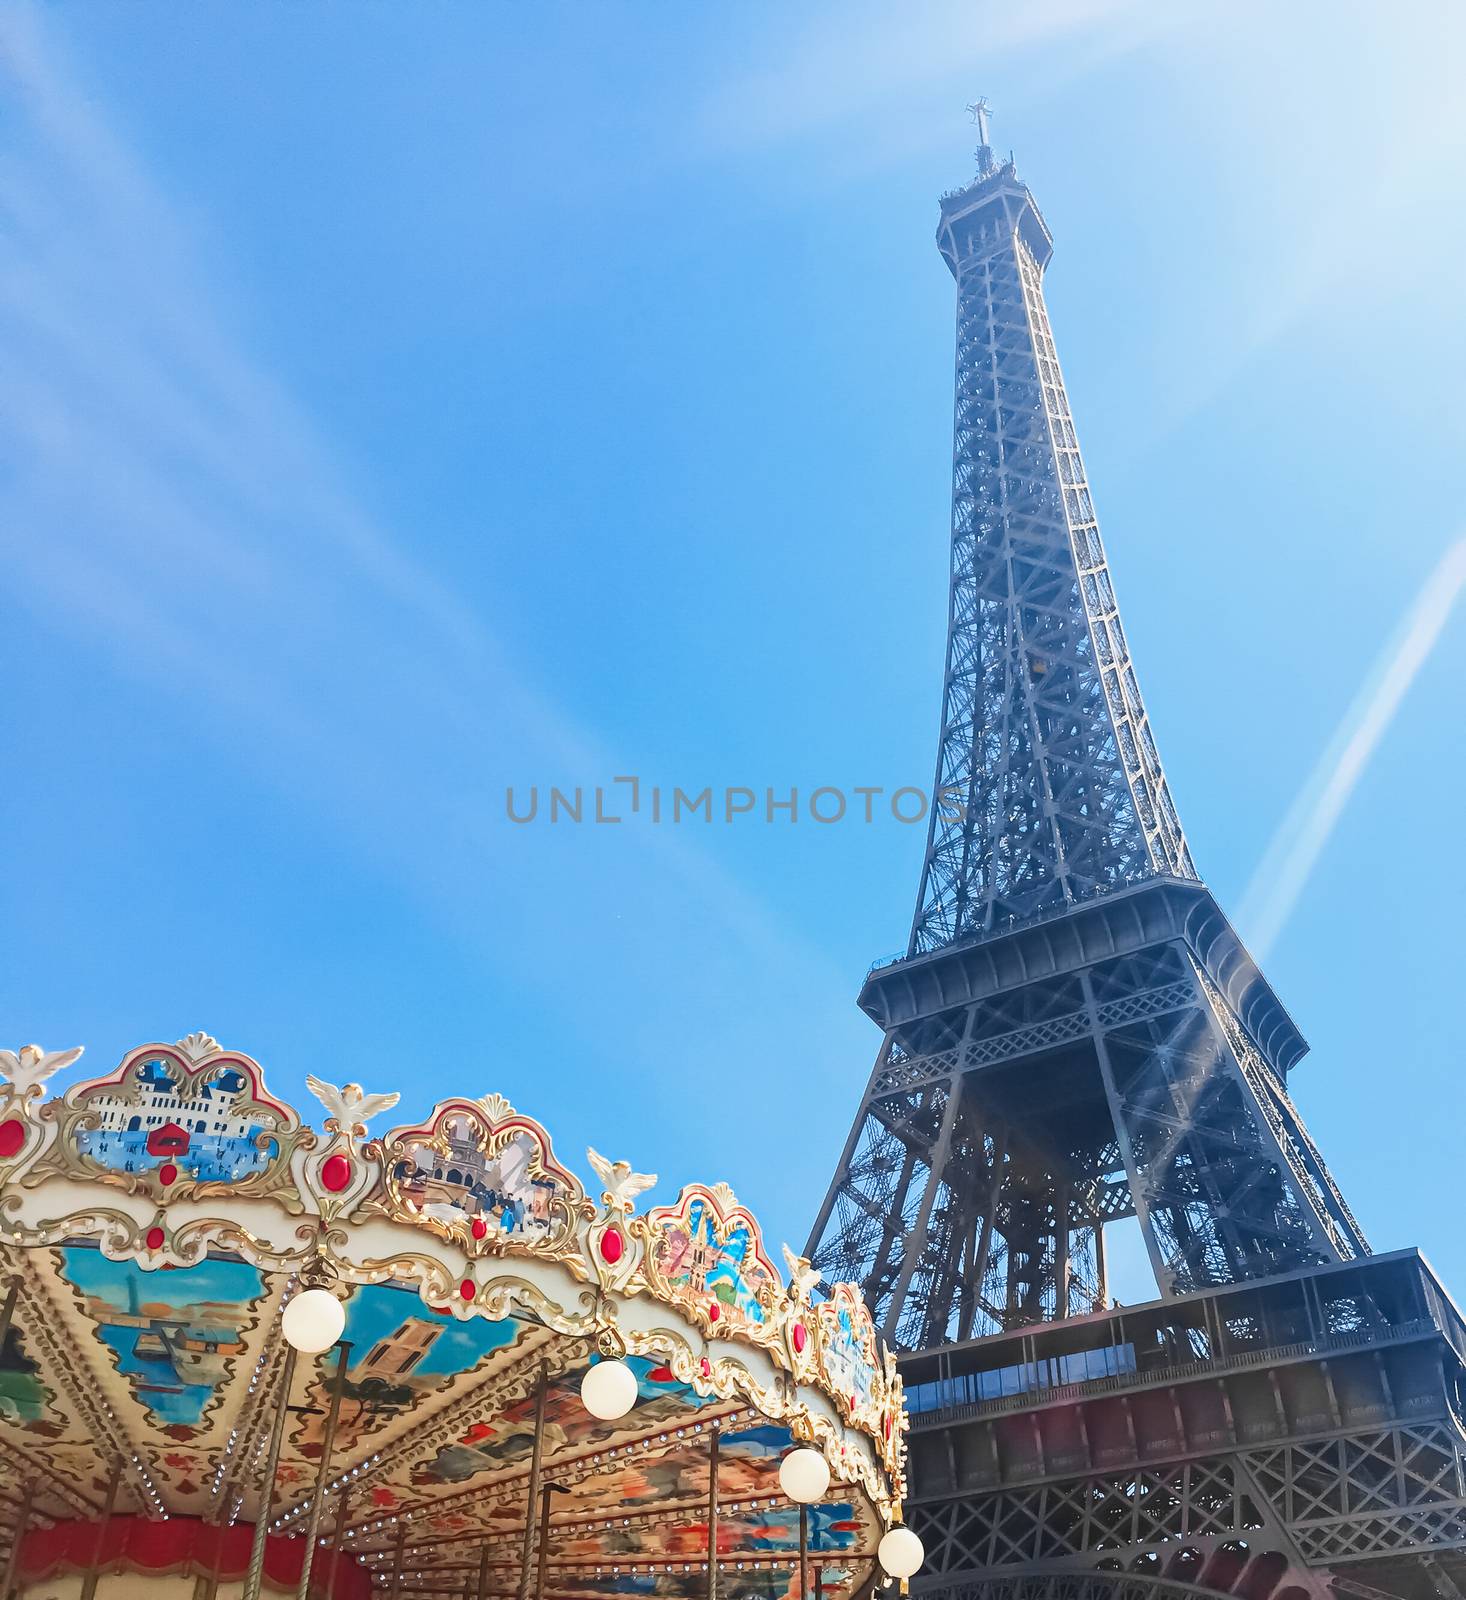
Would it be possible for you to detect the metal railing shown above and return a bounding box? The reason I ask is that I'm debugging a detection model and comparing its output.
[909,1318,1439,1429]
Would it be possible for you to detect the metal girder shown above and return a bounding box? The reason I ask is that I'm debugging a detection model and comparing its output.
[808,148,1366,1350]
[908,162,1194,959]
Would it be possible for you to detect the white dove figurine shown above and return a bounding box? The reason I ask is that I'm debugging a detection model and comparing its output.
[782,1243,822,1302]
[305,1075,401,1137]
[586,1147,657,1212]
[0,1043,84,1098]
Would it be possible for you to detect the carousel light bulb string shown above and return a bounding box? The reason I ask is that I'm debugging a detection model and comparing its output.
[14,1258,167,1517]
[209,1272,299,1517]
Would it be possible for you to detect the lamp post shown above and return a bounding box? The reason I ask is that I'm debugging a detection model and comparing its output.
[515,1362,550,1600]
[1,1483,34,1600]
[322,1485,352,1600]
[79,1456,122,1600]
[388,1519,407,1600]
[242,1287,345,1600]
[778,1449,830,1600]
[296,1340,352,1600]
[877,1524,924,1587]
[533,1483,570,1600]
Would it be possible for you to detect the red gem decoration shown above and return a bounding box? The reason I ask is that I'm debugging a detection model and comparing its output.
[708,1301,720,1322]
[471,1218,488,1240]
[792,1322,807,1354]
[599,1228,624,1265]
[849,1394,857,1412]
[883,1413,892,1439]
[459,1279,476,1302]
[145,1227,165,1251]
[159,1163,178,1187]
[0,1119,25,1159]
[699,1358,711,1377]
[320,1154,352,1193]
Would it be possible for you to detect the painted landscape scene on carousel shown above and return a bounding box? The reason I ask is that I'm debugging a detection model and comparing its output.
[295,1281,529,1455]
[0,1324,56,1434]
[418,1354,710,1484]
[71,1056,282,1182]
[552,1490,862,1562]
[647,1190,777,1331]
[386,1106,578,1244]
[60,1246,265,1431]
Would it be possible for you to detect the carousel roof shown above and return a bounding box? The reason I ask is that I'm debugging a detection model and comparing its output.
[0,1037,906,1600]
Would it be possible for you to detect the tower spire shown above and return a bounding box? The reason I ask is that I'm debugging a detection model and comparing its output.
[966,95,996,177]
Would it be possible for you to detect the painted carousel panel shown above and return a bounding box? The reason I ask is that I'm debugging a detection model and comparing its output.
[292,1280,531,1457]
[550,1498,866,1561]
[59,1246,267,1434]
[642,1190,780,1335]
[555,1420,792,1517]
[815,1285,879,1421]
[414,1355,711,1486]
[379,1100,585,1255]
[59,1046,298,1192]
[0,1319,67,1437]
[528,1570,854,1600]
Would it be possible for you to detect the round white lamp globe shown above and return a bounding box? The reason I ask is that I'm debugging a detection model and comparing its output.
[778,1448,831,1505]
[580,1357,638,1420]
[281,1288,345,1354]
[878,1526,924,1580]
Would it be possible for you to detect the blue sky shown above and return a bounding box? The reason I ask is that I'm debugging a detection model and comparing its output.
[3,2,1464,1307]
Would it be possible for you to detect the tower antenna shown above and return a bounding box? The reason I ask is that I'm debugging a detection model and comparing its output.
[966,96,995,176]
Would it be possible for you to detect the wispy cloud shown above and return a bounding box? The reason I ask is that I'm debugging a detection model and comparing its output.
[0,4,848,1066]
[1238,538,1466,960]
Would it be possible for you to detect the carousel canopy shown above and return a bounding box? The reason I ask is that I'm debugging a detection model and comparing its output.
[0,1037,907,1600]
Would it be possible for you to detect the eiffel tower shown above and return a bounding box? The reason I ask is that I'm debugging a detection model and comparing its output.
[807,105,1466,1600]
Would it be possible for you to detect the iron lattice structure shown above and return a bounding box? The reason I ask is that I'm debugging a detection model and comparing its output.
[805,118,1465,1600]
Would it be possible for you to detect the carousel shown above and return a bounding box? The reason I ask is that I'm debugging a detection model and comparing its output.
[0,1038,922,1600]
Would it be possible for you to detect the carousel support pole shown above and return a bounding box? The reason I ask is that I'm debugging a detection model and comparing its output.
[0,1280,18,1357]
[798,1504,808,1600]
[388,1520,407,1600]
[514,1361,549,1600]
[2,1482,35,1600]
[532,1483,556,1600]
[203,1519,228,1600]
[80,1456,123,1600]
[476,1542,491,1600]
[296,1342,351,1600]
[323,1486,351,1600]
[244,1341,299,1600]
[706,1425,720,1600]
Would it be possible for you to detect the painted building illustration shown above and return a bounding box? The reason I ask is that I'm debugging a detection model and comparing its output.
[396,1123,558,1236]
[74,1059,278,1181]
